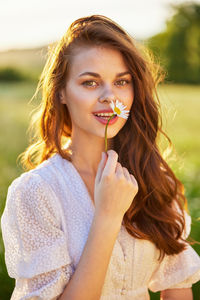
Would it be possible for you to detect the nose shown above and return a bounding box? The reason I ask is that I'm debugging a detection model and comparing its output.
[98,86,115,104]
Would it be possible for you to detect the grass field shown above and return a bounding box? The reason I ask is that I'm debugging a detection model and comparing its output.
[0,82,199,299]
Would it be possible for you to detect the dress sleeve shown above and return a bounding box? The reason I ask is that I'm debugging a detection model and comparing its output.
[1,172,74,300]
[148,210,200,292]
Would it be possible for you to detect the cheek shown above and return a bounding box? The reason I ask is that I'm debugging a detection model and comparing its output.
[66,87,94,120]
[128,87,134,109]
[129,85,134,101]
[73,93,93,111]
[118,85,134,107]
[122,93,134,112]
[71,80,96,101]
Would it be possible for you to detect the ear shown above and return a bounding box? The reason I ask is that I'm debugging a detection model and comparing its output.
[59,89,66,104]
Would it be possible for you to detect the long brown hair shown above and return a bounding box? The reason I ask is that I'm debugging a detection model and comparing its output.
[18,15,189,259]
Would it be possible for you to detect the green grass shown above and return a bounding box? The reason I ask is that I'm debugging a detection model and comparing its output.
[158,84,200,168]
[0,82,38,212]
[158,84,200,236]
[0,82,199,299]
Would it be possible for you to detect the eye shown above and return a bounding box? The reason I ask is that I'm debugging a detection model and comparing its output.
[116,79,131,86]
[82,80,98,87]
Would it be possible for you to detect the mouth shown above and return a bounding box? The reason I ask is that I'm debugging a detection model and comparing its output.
[93,113,118,125]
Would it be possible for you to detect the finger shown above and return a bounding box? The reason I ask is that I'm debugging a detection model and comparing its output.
[95,152,107,183]
[130,174,138,187]
[123,167,132,182]
[102,150,118,178]
[116,162,124,179]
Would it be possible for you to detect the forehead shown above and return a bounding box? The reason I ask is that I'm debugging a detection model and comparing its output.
[68,46,128,77]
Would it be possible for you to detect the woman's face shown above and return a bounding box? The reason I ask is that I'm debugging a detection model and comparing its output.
[60,46,134,140]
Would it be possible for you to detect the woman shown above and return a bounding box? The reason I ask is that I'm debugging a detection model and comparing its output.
[1,15,200,300]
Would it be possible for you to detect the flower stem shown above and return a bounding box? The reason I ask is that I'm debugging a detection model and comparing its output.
[105,114,116,152]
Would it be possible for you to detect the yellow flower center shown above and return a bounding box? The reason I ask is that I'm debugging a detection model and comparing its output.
[114,107,121,115]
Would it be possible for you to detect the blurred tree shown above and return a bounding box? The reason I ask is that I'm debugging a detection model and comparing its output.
[0,67,32,82]
[148,2,200,84]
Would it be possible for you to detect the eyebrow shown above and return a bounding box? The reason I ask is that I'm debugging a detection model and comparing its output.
[78,71,131,78]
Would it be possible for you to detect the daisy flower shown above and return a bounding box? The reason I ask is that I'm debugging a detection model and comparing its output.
[110,99,130,119]
[104,99,130,152]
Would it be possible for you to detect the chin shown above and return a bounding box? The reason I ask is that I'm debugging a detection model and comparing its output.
[85,122,122,139]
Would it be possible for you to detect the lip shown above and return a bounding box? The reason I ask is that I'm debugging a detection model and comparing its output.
[92,109,113,113]
[93,114,118,125]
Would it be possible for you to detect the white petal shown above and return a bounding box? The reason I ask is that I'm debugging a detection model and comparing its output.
[121,112,129,118]
[121,114,129,119]
[110,100,115,106]
[117,104,123,110]
[118,102,127,111]
[116,100,121,107]
[109,101,115,112]
[119,115,128,119]
[113,99,130,117]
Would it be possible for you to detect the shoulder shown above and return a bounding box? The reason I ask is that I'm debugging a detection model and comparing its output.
[6,172,53,212]
[5,153,73,220]
[8,153,67,194]
[7,171,44,199]
[6,154,66,210]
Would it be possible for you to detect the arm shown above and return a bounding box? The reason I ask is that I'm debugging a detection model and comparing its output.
[160,288,193,300]
[59,150,138,300]
[58,212,122,300]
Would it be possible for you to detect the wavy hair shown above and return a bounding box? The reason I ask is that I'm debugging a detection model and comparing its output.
[18,15,189,259]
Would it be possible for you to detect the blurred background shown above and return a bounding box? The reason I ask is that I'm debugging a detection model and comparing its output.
[0,0,200,299]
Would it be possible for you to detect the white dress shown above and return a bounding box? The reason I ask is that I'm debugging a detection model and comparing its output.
[1,153,200,300]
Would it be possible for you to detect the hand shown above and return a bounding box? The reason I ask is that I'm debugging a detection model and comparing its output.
[94,150,138,220]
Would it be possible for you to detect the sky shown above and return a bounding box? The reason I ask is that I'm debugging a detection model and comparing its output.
[1,0,200,51]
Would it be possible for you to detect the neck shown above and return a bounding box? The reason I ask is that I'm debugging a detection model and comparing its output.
[68,135,113,177]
